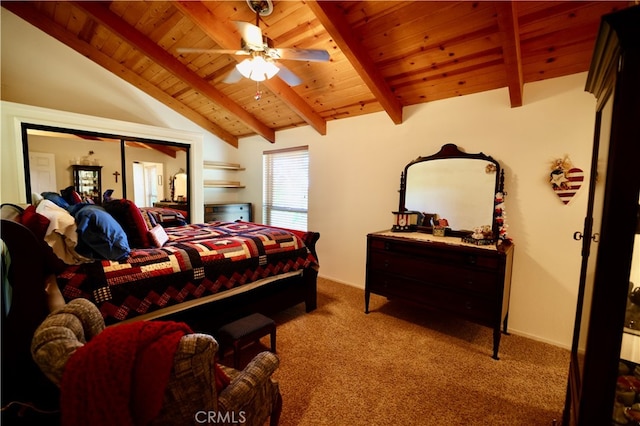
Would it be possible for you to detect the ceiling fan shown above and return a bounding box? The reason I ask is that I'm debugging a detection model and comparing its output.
[177,0,330,87]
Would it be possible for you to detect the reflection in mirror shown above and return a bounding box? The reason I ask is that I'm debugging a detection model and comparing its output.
[624,196,640,337]
[172,172,187,202]
[26,127,120,199]
[24,125,189,211]
[123,141,188,208]
[399,143,502,240]
[405,158,497,232]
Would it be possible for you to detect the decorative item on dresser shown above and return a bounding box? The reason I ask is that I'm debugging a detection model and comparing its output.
[205,203,252,223]
[563,6,640,426]
[365,143,514,360]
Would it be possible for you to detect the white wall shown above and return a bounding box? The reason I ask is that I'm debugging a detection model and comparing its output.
[1,8,597,348]
[0,9,241,207]
[239,76,596,348]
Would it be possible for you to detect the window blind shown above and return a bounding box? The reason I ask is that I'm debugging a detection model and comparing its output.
[263,146,308,231]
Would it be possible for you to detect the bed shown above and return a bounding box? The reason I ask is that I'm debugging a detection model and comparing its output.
[0,198,319,412]
[1,198,320,324]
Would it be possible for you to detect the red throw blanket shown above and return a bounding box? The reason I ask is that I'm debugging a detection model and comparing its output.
[60,320,193,426]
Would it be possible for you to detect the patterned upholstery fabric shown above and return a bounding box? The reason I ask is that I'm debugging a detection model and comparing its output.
[31,299,282,426]
[218,353,281,426]
[31,299,105,386]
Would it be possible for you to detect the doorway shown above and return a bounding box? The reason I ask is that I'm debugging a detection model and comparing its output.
[132,161,164,207]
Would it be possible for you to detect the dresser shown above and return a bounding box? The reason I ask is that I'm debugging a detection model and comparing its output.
[204,202,252,222]
[365,231,514,359]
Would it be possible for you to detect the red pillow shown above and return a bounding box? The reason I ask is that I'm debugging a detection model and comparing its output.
[20,205,50,240]
[102,199,151,248]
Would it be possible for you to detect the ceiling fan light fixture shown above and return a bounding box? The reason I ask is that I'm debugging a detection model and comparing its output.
[236,55,279,82]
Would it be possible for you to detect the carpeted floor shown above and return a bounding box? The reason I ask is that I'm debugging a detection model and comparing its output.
[218,277,570,426]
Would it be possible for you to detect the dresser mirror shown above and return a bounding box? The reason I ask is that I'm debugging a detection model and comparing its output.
[399,143,502,238]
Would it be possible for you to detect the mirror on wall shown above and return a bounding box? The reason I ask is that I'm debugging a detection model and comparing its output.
[398,143,503,239]
[23,124,189,213]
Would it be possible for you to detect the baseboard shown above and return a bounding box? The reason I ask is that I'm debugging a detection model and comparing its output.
[506,328,571,350]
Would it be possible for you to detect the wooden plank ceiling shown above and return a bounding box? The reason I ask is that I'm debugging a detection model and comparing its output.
[2,1,631,147]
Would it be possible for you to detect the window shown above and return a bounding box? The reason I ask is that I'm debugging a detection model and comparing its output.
[263,146,309,231]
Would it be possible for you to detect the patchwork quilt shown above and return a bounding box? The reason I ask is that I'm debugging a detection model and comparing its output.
[57,221,318,324]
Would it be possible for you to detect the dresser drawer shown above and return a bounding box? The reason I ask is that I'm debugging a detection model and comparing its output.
[368,249,498,295]
[369,236,500,269]
[367,273,494,325]
[204,203,252,222]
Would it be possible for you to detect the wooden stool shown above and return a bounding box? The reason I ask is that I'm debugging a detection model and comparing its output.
[217,313,276,369]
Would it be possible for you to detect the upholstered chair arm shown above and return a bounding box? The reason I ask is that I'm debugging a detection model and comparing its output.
[30,298,105,386]
[218,351,279,413]
[31,326,84,386]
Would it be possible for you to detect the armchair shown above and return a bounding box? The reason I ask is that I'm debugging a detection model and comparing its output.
[31,298,282,426]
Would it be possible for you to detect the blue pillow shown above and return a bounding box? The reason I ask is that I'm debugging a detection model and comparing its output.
[41,192,70,209]
[72,205,130,260]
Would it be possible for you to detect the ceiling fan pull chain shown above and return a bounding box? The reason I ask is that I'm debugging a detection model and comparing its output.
[255,81,263,101]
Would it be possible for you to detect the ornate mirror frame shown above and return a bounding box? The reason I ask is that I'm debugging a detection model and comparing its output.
[398,143,504,242]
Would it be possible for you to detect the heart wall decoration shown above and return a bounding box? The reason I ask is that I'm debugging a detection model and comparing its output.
[549,156,584,205]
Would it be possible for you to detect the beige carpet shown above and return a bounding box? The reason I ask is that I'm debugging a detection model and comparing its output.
[219,277,570,426]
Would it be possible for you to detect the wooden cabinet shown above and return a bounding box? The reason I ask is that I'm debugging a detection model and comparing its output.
[365,231,514,359]
[204,203,252,222]
[71,165,102,205]
[564,6,640,425]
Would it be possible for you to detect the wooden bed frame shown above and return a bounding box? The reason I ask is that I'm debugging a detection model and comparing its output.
[0,217,319,414]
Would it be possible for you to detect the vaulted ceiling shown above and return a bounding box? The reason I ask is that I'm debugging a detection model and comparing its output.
[2,1,631,147]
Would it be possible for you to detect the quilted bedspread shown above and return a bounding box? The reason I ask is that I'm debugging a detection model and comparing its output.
[57,221,318,324]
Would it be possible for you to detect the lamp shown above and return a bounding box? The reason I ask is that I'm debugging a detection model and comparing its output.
[236,54,280,82]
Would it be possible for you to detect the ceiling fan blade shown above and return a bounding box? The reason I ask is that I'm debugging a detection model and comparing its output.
[271,48,330,62]
[222,67,245,84]
[177,47,249,56]
[275,63,302,86]
[234,21,264,50]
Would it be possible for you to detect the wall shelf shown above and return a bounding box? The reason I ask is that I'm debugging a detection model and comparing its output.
[204,180,245,188]
[203,161,245,171]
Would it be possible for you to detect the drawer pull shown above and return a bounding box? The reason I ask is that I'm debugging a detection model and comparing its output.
[465,301,473,310]
[383,260,389,268]
[466,255,477,265]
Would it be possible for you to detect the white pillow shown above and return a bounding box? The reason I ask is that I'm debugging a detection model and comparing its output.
[148,224,169,247]
[36,200,90,265]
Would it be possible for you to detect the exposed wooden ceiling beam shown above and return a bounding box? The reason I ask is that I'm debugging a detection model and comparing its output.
[132,142,178,158]
[71,1,276,143]
[307,0,403,125]
[2,1,239,147]
[174,1,327,137]
[496,1,524,107]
